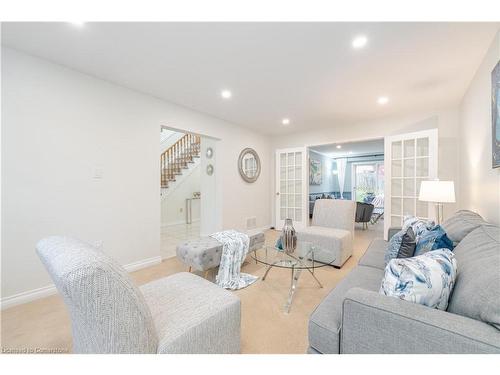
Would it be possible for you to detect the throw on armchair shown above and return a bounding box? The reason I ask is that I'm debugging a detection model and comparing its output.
[36,236,241,354]
[297,199,356,268]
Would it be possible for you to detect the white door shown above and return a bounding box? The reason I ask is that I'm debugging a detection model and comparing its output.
[275,148,307,230]
[384,129,438,239]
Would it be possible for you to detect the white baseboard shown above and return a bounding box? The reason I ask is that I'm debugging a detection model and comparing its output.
[1,284,58,310]
[123,256,162,272]
[1,255,162,310]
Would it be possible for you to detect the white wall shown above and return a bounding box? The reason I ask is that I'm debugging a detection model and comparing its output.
[270,108,461,226]
[459,31,500,225]
[161,164,200,226]
[1,47,271,302]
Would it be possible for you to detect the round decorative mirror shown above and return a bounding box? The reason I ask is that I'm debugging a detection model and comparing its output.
[206,147,214,159]
[238,148,261,183]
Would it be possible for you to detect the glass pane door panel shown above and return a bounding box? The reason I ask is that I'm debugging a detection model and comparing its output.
[416,138,429,157]
[280,180,287,192]
[403,198,415,216]
[287,166,294,180]
[416,157,429,177]
[391,198,402,215]
[295,194,302,207]
[403,159,415,177]
[280,208,286,220]
[294,180,302,193]
[392,160,402,177]
[391,178,402,196]
[295,209,302,222]
[404,139,415,158]
[403,179,415,197]
[392,141,402,159]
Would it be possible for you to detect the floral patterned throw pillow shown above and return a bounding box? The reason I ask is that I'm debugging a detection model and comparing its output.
[380,249,457,310]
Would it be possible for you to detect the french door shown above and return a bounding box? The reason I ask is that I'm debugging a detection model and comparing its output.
[384,129,438,239]
[275,148,307,230]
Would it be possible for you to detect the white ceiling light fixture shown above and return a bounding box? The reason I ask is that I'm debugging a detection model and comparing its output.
[281,118,290,125]
[336,145,342,149]
[352,35,368,49]
[377,96,389,105]
[220,90,232,99]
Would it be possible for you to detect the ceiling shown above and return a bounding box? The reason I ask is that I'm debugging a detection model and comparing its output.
[310,138,384,159]
[2,22,499,135]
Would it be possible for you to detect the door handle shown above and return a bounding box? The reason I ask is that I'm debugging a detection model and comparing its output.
[276,192,280,196]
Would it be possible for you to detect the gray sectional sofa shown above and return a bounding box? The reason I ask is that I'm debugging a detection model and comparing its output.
[308,210,500,354]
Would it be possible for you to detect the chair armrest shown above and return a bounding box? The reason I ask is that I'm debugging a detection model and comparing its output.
[341,288,500,354]
[387,227,401,240]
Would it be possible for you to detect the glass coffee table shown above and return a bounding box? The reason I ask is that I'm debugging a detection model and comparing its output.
[251,241,335,313]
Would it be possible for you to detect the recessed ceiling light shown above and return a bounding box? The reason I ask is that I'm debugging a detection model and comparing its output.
[336,145,342,149]
[220,90,232,99]
[377,96,389,105]
[69,21,85,27]
[282,118,290,125]
[352,35,368,49]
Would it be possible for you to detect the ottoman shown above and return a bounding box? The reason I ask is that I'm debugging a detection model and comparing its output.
[176,230,265,272]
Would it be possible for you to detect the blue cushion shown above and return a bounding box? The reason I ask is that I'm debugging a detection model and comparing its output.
[414,225,453,255]
[402,215,435,237]
[380,248,457,310]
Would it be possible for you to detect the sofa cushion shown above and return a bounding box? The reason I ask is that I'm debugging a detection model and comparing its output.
[358,238,387,270]
[308,265,384,353]
[447,225,500,329]
[442,210,489,244]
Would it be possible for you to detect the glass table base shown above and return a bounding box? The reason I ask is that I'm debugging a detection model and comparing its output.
[262,259,323,313]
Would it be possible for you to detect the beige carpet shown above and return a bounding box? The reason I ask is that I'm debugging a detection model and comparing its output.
[1,223,382,354]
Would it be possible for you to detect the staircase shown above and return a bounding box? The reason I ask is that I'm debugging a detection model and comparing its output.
[160,133,201,189]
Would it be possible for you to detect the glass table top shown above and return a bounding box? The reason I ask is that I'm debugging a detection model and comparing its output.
[250,241,335,269]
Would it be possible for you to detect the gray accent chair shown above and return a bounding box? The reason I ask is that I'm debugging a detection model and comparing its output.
[307,210,500,354]
[297,199,356,268]
[36,236,240,354]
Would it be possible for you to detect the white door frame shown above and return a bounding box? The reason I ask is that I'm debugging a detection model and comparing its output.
[384,128,438,239]
[275,147,308,230]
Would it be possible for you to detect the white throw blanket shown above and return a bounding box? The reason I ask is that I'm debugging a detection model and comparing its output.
[209,230,258,290]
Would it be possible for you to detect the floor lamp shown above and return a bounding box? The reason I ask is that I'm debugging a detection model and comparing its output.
[418,180,456,225]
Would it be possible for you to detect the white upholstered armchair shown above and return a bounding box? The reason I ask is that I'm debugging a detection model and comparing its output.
[297,199,355,267]
[36,236,240,354]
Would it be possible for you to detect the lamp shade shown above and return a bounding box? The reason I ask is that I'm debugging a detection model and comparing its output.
[418,180,456,203]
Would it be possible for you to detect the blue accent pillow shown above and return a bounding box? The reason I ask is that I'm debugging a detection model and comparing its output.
[380,248,457,310]
[414,225,453,256]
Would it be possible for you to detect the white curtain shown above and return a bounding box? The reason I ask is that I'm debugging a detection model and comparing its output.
[336,158,347,199]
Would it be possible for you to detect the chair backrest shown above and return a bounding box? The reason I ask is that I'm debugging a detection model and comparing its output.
[312,199,356,233]
[36,236,158,353]
[355,202,375,222]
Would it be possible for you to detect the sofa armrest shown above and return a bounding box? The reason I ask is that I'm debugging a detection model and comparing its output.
[341,288,500,354]
[387,227,401,240]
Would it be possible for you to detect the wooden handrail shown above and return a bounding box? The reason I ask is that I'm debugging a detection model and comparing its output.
[160,133,201,188]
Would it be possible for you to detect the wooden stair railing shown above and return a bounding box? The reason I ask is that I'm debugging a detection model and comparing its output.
[160,133,201,188]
